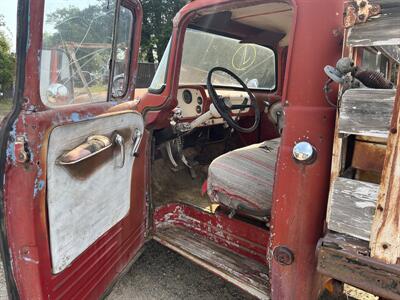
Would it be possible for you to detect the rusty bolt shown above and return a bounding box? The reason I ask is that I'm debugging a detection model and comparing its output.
[273,246,294,266]
[390,128,397,134]
[382,243,389,250]
[359,1,367,8]
[377,204,384,212]
[358,14,365,21]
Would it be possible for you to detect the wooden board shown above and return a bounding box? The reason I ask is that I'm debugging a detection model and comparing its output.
[379,45,400,64]
[338,88,396,138]
[348,7,400,47]
[154,225,270,300]
[370,87,400,264]
[317,232,400,299]
[327,177,379,241]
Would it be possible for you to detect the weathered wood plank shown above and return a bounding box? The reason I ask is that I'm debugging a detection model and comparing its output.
[348,7,400,47]
[370,87,400,264]
[326,111,345,238]
[338,88,396,138]
[370,0,400,7]
[154,226,270,299]
[318,233,400,300]
[327,177,379,241]
[378,45,400,64]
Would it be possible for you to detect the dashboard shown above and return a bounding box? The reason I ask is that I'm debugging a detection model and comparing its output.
[176,86,252,126]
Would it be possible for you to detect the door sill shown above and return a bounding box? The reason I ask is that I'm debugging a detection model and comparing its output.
[154,225,270,300]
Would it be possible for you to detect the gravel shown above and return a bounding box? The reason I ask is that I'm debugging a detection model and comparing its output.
[106,241,254,300]
[0,241,254,300]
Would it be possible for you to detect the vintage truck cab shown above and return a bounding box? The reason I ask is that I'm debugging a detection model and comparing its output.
[0,0,399,299]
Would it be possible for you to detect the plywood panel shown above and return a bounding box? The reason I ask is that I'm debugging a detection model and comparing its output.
[338,88,396,138]
[327,177,379,241]
[47,112,144,273]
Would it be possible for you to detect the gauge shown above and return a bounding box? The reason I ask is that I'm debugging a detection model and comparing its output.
[196,105,202,114]
[197,97,203,105]
[182,90,192,104]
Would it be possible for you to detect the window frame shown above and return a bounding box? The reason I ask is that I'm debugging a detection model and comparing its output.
[110,0,136,100]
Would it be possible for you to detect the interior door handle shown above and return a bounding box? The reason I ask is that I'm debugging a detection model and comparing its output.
[113,133,125,168]
[57,135,112,165]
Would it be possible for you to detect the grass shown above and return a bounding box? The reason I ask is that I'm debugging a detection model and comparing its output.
[0,98,13,116]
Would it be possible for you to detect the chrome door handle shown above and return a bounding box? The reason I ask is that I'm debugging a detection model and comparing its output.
[131,128,142,157]
[57,135,112,165]
[113,133,125,168]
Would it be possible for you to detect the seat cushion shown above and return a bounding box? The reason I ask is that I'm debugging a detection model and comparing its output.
[207,139,280,216]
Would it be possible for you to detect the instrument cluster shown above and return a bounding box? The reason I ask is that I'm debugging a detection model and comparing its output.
[177,88,204,119]
[176,87,252,125]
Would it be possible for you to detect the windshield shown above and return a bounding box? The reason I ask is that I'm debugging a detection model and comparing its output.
[149,29,276,92]
[182,29,275,89]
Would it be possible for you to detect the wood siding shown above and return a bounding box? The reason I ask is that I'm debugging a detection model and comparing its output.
[327,178,379,241]
[348,7,400,47]
[338,89,396,138]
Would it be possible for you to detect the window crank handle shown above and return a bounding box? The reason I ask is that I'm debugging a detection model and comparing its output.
[131,129,142,157]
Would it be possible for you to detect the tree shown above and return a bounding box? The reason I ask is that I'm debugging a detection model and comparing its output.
[0,18,16,92]
[42,0,187,64]
[140,0,188,62]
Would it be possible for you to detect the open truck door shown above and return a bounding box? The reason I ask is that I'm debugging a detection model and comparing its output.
[0,0,147,298]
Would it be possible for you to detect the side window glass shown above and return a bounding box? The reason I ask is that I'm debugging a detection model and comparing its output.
[40,0,116,106]
[112,6,134,98]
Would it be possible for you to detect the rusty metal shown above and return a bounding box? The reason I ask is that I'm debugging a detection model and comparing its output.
[344,0,381,28]
[14,136,29,164]
[352,140,386,173]
[317,233,400,299]
[273,246,294,266]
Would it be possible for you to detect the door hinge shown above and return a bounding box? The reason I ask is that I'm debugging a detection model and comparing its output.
[14,136,30,164]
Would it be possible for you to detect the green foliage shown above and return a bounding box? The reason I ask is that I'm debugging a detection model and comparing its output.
[43,0,186,65]
[44,1,116,48]
[0,31,15,91]
[137,0,187,62]
[43,0,117,84]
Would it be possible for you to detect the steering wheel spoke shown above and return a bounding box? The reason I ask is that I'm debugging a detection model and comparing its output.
[230,104,252,110]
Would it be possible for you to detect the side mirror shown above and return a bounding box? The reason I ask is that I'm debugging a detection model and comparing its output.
[40,49,74,105]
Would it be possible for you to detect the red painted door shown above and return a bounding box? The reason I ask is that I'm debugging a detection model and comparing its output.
[0,0,148,299]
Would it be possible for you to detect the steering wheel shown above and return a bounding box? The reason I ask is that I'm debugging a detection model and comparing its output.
[206,67,260,133]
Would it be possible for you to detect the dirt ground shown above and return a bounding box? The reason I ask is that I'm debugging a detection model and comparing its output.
[0,241,254,300]
[0,241,379,300]
[106,241,254,300]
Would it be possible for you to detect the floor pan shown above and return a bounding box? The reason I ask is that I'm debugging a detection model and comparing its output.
[154,225,270,300]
